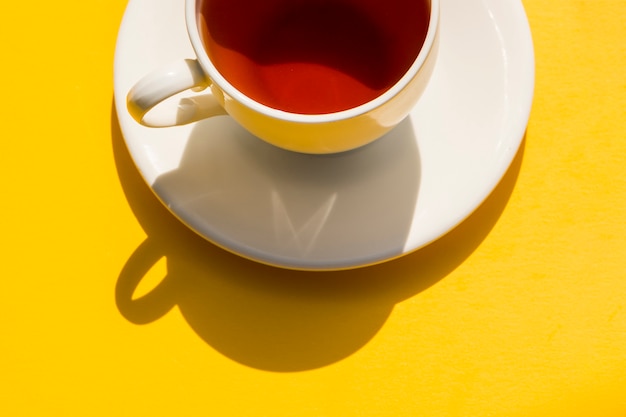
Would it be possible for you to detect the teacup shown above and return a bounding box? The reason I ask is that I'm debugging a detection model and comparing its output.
[127,0,439,154]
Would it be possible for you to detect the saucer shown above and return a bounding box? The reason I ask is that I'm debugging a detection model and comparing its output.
[113,0,534,270]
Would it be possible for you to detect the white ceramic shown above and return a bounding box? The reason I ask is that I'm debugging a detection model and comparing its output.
[127,0,440,154]
[113,0,534,270]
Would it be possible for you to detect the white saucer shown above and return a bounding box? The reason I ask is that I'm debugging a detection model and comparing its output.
[113,0,534,270]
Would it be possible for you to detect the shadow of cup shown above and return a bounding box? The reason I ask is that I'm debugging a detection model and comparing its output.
[112,102,524,372]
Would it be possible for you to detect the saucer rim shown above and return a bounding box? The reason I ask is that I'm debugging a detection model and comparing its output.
[113,0,535,271]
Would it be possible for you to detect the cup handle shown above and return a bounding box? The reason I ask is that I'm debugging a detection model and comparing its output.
[127,59,215,127]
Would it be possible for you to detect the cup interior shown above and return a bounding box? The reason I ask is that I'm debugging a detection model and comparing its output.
[190,0,436,118]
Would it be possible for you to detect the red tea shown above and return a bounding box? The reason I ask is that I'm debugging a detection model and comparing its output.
[200,0,430,114]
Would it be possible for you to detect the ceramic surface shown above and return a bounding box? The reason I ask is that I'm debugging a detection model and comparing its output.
[113,0,534,270]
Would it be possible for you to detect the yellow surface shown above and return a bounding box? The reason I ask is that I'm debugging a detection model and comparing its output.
[1,0,625,416]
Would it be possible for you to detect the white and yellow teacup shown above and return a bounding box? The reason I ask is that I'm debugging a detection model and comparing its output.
[127,0,439,154]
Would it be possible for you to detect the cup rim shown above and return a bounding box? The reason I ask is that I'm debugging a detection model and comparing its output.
[186,0,439,123]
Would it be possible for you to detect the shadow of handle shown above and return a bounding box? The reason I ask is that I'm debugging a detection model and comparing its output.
[175,94,228,125]
[115,238,177,325]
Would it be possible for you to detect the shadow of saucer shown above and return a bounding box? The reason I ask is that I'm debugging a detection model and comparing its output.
[112,102,525,372]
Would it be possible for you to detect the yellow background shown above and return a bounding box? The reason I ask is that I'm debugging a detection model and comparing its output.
[1,0,625,415]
